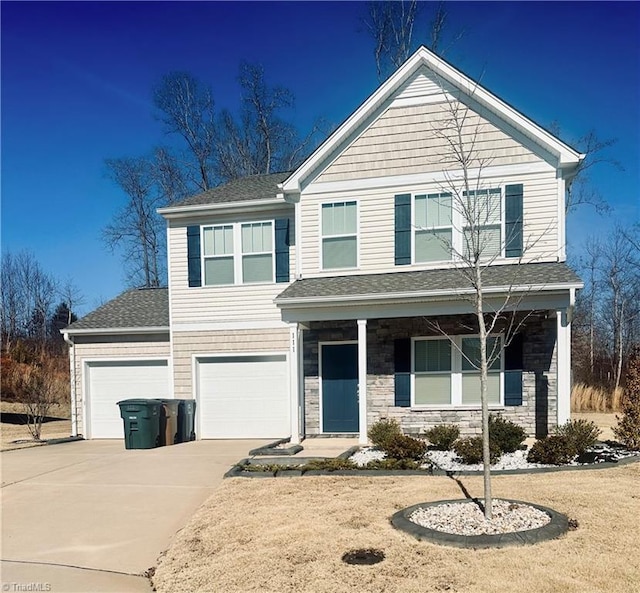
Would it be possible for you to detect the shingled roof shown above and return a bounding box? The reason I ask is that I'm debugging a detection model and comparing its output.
[171,172,291,208]
[65,288,169,333]
[276,262,582,303]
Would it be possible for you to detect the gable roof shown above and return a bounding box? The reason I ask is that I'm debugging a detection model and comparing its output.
[158,172,290,217]
[64,288,169,335]
[276,262,582,305]
[281,46,584,195]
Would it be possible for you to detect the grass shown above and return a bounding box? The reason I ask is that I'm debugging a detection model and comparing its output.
[153,462,640,593]
[0,400,71,450]
[571,383,623,413]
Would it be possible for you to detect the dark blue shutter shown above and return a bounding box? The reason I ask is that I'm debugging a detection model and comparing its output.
[186,226,202,288]
[394,338,411,407]
[275,218,290,283]
[505,184,523,258]
[504,334,523,406]
[394,194,411,265]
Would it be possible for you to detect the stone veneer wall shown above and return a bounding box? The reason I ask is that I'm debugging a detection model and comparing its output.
[302,312,557,439]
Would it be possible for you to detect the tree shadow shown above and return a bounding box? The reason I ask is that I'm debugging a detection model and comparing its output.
[0,412,65,425]
[447,473,485,515]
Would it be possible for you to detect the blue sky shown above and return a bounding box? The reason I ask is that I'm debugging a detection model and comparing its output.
[2,1,638,314]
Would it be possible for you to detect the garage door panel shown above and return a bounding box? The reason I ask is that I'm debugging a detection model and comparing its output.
[88,360,169,439]
[198,356,289,439]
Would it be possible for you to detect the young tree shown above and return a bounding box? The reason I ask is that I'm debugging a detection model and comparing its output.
[613,345,640,449]
[420,93,549,519]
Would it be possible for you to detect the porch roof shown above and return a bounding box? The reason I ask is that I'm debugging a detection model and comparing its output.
[275,262,581,311]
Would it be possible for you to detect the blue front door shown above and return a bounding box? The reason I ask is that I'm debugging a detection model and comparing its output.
[322,343,359,433]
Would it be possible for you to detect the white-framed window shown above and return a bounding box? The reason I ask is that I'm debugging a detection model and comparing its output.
[412,335,504,407]
[241,222,274,283]
[462,188,503,260]
[414,193,453,263]
[203,225,235,286]
[202,221,274,286]
[321,201,358,270]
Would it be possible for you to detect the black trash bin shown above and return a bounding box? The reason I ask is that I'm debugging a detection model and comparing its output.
[117,399,162,449]
[177,399,197,443]
[159,399,180,446]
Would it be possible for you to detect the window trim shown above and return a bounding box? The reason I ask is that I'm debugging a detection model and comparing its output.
[411,334,504,408]
[319,200,359,271]
[410,186,507,264]
[412,193,454,264]
[200,220,275,287]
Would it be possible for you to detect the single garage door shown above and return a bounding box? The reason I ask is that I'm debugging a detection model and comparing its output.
[86,360,169,438]
[197,355,289,438]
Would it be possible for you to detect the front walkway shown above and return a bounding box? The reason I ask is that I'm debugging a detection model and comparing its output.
[1,439,270,592]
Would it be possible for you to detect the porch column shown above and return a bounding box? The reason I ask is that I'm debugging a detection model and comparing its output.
[289,323,301,444]
[357,319,368,445]
[556,308,571,425]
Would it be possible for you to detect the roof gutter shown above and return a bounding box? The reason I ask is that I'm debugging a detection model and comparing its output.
[275,282,584,308]
[158,198,288,219]
[63,326,170,337]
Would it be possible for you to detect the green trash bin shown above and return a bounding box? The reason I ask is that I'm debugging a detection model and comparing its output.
[117,399,162,449]
[159,399,180,446]
[177,399,197,443]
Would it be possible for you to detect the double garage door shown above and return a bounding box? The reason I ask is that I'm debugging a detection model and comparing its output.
[197,355,290,439]
[85,355,290,439]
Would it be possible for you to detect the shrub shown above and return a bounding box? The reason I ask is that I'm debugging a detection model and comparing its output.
[488,414,527,454]
[614,346,640,450]
[423,424,460,451]
[363,458,422,470]
[453,436,501,465]
[382,433,427,461]
[527,436,577,465]
[554,419,601,455]
[368,417,402,449]
[302,458,357,471]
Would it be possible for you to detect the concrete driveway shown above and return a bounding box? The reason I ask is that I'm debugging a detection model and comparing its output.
[1,439,269,592]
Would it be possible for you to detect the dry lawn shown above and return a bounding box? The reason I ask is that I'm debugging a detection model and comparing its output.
[573,412,618,441]
[153,463,640,593]
[0,401,71,450]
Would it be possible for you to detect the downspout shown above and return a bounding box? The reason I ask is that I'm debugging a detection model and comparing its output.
[62,331,78,437]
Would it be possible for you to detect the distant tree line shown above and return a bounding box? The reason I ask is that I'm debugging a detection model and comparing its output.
[572,224,640,391]
[0,250,83,354]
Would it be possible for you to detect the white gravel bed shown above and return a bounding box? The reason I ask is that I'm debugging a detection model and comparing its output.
[426,449,554,471]
[409,499,551,536]
[350,443,638,471]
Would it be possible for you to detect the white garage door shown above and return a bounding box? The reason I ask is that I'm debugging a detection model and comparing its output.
[87,360,169,438]
[197,355,290,438]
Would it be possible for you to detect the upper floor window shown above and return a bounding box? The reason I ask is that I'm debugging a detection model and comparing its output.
[321,201,357,269]
[462,188,502,260]
[202,221,274,286]
[203,225,234,285]
[414,193,453,262]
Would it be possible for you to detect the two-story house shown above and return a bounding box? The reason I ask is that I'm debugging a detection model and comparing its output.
[63,47,583,445]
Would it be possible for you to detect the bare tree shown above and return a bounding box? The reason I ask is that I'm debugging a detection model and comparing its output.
[103,157,165,288]
[417,91,552,519]
[153,72,218,192]
[362,1,462,81]
[0,251,58,350]
[216,62,321,181]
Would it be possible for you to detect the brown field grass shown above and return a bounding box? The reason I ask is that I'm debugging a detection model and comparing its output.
[0,400,71,450]
[571,383,623,413]
[153,463,640,593]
